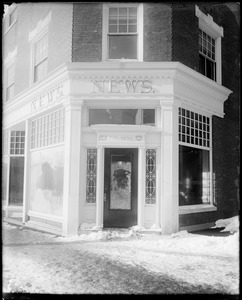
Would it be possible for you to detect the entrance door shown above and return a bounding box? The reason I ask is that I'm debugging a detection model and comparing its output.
[104,148,138,228]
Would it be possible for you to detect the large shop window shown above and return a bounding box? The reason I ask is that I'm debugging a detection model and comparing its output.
[9,130,25,206]
[9,157,24,206]
[89,109,155,126]
[178,108,212,206]
[31,109,64,149]
[179,146,210,206]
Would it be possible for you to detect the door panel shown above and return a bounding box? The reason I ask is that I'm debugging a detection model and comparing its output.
[104,148,138,228]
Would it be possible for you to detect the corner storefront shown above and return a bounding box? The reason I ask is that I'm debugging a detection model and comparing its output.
[2,62,231,236]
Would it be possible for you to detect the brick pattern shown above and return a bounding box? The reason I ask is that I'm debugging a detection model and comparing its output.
[171,3,199,70]
[143,3,172,61]
[72,3,102,62]
[179,211,218,228]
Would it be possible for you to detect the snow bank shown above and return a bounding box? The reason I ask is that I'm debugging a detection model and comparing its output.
[212,216,239,233]
[56,229,141,242]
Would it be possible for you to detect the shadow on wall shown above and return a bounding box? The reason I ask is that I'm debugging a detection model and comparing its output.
[37,162,63,197]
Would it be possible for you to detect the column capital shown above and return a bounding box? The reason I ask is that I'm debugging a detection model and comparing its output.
[160,97,181,109]
[63,98,84,111]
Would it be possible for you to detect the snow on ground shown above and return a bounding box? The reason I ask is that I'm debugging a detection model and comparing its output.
[212,215,239,233]
[2,217,240,294]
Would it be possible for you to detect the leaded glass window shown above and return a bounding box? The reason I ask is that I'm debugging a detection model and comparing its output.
[86,149,97,203]
[145,149,156,204]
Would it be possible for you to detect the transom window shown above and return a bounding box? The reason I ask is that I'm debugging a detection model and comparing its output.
[10,131,25,155]
[34,33,48,82]
[89,109,155,126]
[178,108,210,148]
[31,109,64,149]
[199,29,216,81]
[6,63,15,101]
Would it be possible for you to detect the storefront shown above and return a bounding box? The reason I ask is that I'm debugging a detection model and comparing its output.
[2,61,231,236]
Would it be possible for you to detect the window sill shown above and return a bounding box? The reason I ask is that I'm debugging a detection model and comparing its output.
[179,204,217,215]
[4,20,17,35]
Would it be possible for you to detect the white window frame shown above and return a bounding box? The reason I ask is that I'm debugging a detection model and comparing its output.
[195,5,223,85]
[5,62,15,102]
[29,11,51,84]
[3,4,17,34]
[178,106,216,215]
[32,31,48,83]
[4,48,17,102]
[102,3,143,62]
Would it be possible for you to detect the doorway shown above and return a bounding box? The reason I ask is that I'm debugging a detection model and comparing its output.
[103,148,138,228]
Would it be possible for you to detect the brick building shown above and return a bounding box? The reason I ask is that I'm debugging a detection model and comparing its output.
[2,2,240,236]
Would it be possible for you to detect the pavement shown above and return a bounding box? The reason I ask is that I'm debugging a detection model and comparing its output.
[2,221,239,295]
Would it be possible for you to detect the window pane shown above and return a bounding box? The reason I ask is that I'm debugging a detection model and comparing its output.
[109,35,137,59]
[179,145,210,206]
[199,54,205,76]
[89,109,155,126]
[143,109,155,125]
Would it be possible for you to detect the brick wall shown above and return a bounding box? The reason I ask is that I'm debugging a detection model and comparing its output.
[143,3,172,61]
[176,3,240,227]
[3,3,73,97]
[171,3,199,70]
[200,3,240,218]
[72,3,102,62]
[179,211,218,228]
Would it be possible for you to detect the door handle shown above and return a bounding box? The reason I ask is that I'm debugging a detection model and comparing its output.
[104,193,106,201]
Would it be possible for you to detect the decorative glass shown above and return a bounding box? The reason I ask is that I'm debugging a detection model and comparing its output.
[86,149,97,203]
[145,149,156,204]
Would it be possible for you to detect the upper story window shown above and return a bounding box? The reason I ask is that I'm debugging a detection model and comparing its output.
[195,5,223,84]
[199,29,216,81]
[6,63,15,101]
[3,4,17,33]
[29,11,51,84]
[102,4,143,61]
[33,33,48,83]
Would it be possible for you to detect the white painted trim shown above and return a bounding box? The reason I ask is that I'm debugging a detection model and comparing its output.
[138,146,146,227]
[179,204,217,215]
[195,5,223,38]
[4,206,23,211]
[28,11,52,42]
[180,222,215,232]
[195,5,223,85]
[28,210,63,223]
[25,221,62,235]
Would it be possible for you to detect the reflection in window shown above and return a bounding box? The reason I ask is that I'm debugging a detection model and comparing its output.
[179,145,210,206]
[89,109,155,126]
